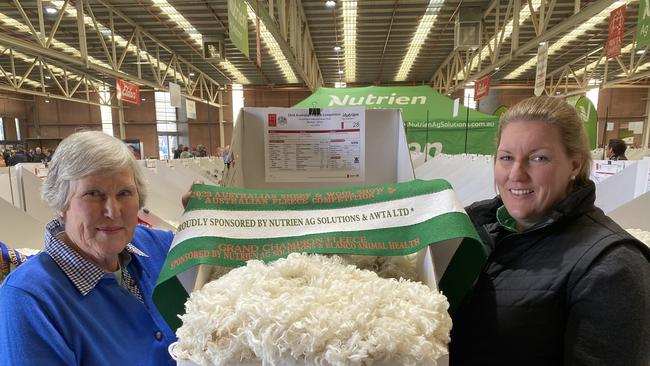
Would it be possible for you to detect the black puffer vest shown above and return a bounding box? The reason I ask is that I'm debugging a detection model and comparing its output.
[450,182,650,365]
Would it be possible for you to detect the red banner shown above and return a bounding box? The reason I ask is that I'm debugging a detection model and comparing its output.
[606,5,626,59]
[474,75,491,101]
[116,79,141,105]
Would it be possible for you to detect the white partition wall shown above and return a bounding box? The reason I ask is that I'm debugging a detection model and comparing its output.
[608,191,650,231]
[415,155,496,206]
[0,196,46,250]
[595,159,650,213]
[0,167,15,205]
[15,164,56,223]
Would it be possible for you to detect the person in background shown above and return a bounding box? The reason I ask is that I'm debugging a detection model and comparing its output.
[606,138,628,160]
[31,147,46,162]
[223,145,231,168]
[7,144,28,166]
[173,143,184,159]
[43,148,53,163]
[451,96,649,366]
[180,146,193,159]
[197,144,207,157]
[0,154,6,168]
[0,131,193,365]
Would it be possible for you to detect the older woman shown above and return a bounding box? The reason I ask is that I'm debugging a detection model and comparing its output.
[451,97,649,365]
[0,131,177,365]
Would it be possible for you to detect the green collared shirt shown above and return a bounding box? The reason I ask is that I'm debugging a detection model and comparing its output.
[496,205,518,233]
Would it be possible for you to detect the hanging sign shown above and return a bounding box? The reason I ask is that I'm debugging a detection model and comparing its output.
[115,79,140,105]
[474,75,491,101]
[186,99,196,119]
[534,42,548,97]
[607,5,626,59]
[228,0,249,58]
[637,0,650,49]
[169,82,181,108]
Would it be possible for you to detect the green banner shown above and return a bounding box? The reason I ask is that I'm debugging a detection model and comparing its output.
[153,180,487,331]
[637,0,650,49]
[228,0,249,58]
[494,105,508,117]
[567,96,598,149]
[294,86,499,156]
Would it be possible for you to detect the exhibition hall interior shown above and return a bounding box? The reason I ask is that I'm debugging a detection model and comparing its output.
[0,1,648,365]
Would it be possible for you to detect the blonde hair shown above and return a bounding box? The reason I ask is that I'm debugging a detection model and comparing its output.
[497,96,591,187]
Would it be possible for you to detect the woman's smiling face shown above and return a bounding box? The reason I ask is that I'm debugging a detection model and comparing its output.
[495,121,582,229]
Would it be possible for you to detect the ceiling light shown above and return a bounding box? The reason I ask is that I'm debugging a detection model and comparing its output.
[45,99,51,103]
[637,49,645,55]
[189,72,195,77]
[395,0,442,81]
[338,70,343,74]
[334,46,341,52]
[334,81,346,88]
[325,0,336,7]
[45,7,57,15]
[494,67,500,71]
[247,5,299,83]
[141,98,146,101]
[342,0,358,81]
[45,75,51,79]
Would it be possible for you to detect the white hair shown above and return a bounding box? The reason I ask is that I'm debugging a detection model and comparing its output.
[42,131,147,212]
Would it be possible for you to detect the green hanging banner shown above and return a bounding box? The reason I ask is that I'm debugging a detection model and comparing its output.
[153,180,487,331]
[567,96,598,149]
[228,0,249,58]
[294,86,499,156]
[637,0,650,49]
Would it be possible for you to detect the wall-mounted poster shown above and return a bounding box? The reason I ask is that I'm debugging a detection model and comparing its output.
[124,139,143,160]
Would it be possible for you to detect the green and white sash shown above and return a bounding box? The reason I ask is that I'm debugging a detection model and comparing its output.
[153,179,487,331]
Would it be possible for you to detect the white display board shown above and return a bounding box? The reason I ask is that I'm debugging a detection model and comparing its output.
[263,108,365,182]
[225,108,414,189]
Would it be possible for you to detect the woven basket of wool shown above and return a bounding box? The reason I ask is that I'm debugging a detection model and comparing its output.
[175,253,451,366]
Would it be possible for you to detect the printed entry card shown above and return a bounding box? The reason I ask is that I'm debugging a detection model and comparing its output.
[264,108,365,182]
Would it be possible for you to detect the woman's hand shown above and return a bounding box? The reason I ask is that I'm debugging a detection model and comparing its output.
[182,180,205,208]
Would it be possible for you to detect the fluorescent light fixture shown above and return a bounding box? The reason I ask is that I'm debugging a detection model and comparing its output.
[45,75,51,80]
[395,0,443,81]
[342,0,357,81]
[325,1,336,8]
[247,5,299,83]
[505,0,629,79]
[338,70,343,74]
[189,72,195,77]
[151,0,202,46]
[637,49,645,55]
[334,46,341,52]
[45,99,51,103]
[45,7,57,15]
